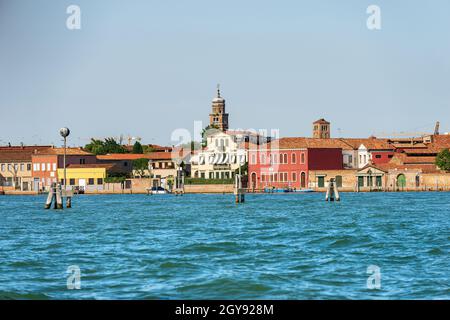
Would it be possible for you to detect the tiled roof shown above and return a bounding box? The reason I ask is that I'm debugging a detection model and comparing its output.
[313,118,330,124]
[339,138,392,150]
[0,152,32,162]
[33,147,94,156]
[0,145,52,151]
[251,137,350,150]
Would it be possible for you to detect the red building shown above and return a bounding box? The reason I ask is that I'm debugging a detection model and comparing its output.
[248,138,345,190]
[31,147,96,190]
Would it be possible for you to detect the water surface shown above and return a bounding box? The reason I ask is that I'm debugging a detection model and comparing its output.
[0,193,448,299]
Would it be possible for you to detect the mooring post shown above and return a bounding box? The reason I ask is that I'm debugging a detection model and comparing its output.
[45,183,55,209]
[326,179,336,202]
[333,180,340,201]
[55,183,63,209]
[66,196,72,208]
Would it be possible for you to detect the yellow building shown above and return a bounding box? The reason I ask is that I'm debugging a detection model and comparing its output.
[57,164,113,190]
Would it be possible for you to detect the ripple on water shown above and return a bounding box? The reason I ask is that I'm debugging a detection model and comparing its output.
[0,193,449,299]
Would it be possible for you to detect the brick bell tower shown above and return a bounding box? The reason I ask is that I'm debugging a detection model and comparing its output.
[313,118,331,139]
[209,84,229,131]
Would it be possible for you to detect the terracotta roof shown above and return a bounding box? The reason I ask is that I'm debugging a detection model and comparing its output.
[339,138,393,150]
[0,145,52,151]
[0,152,32,162]
[33,147,94,156]
[313,118,330,124]
[251,137,350,150]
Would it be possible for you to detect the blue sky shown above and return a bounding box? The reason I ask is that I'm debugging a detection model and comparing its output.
[1,0,449,146]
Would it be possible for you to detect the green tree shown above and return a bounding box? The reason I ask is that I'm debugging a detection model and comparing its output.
[201,125,220,147]
[84,139,105,155]
[132,141,144,154]
[436,149,450,171]
[234,162,248,176]
[84,138,127,155]
[103,138,127,154]
[132,158,149,178]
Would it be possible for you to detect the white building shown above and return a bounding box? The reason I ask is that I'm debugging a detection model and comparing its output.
[190,130,247,179]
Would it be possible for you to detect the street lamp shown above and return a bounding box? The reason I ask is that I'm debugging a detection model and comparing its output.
[59,127,70,191]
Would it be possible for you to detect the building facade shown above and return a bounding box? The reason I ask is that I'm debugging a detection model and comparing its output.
[248,138,344,190]
[191,130,247,180]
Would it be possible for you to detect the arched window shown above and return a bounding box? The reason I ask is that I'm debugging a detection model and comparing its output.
[284,154,288,164]
[292,153,296,164]
[301,153,305,164]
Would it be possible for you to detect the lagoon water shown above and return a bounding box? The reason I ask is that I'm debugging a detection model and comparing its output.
[0,193,448,299]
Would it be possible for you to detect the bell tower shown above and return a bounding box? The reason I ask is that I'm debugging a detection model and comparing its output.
[209,84,229,131]
[313,118,331,139]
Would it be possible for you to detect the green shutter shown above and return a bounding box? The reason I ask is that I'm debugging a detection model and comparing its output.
[318,176,325,188]
[358,176,364,187]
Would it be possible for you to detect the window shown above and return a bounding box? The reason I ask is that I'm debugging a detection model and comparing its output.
[318,176,325,188]
[1,164,5,171]
[47,163,51,171]
[88,178,95,185]
[251,154,256,165]
[41,163,45,171]
[291,153,296,164]
[209,172,214,179]
[388,155,394,159]
[20,164,24,171]
[375,155,382,159]
[14,164,18,171]
[97,178,103,185]
[292,172,297,182]
[284,154,288,164]
[124,161,128,167]
[376,176,382,187]
[80,158,86,165]
[69,179,75,185]
[349,155,353,164]
[53,163,56,171]
[261,154,266,164]
[358,176,364,187]
[60,179,65,185]
[27,164,31,171]
[301,153,305,164]
[8,164,12,171]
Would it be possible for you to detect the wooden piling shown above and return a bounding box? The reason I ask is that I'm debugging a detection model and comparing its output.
[45,184,55,209]
[55,183,63,209]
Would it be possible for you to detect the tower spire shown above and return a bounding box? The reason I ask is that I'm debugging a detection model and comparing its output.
[217,84,221,98]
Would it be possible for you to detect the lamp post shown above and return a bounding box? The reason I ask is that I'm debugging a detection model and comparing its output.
[59,127,70,192]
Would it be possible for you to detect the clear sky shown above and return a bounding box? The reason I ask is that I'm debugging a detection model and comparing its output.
[1,0,449,147]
